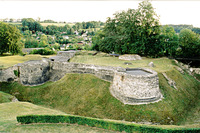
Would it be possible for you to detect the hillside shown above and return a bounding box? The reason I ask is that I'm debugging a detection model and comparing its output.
[0,102,117,133]
[0,91,14,103]
[0,71,199,126]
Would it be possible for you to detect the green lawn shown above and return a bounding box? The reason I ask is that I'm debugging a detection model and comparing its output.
[71,51,175,73]
[0,54,54,69]
[0,102,118,133]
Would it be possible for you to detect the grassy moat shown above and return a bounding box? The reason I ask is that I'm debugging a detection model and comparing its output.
[0,51,199,132]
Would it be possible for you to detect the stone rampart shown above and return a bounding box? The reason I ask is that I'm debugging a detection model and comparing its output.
[110,68,162,105]
[19,60,50,85]
[50,61,126,82]
[57,51,76,58]
[0,52,163,105]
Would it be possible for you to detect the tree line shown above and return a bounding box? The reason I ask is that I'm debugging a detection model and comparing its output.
[166,24,200,34]
[17,18,104,34]
[92,0,200,58]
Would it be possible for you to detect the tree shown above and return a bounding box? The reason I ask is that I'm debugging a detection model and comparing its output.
[178,29,200,58]
[39,34,49,47]
[22,18,43,32]
[134,0,161,56]
[0,22,23,55]
[9,18,14,22]
[92,0,162,57]
[161,25,179,57]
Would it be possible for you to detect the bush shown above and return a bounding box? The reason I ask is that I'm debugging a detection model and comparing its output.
[17,115,200,133]
[13,70,19,77]
[64,48,76,51]
[30,48,56,55]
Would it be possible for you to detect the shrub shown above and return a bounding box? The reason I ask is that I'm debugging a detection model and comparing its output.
[13,70,19,77]
[30,48,56,55]
[17,115,200,133]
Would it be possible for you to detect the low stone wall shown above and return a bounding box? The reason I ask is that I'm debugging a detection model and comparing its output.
[119,54,142,61]
[10,60,125,85]
[50,61,126,82]
[22,48,44,54]
[57,51,76,59]
[0,66,18,82]
[110,68,162,105]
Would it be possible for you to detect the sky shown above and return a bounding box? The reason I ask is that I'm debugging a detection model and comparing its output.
[0,0,200,27]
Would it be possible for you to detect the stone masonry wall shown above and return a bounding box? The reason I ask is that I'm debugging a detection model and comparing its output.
[0,66,18,82]
[57,51,76,59]
[110,68,162,105]
[50,61,126,82]
[19,60,50,85]
[0,52,162,105]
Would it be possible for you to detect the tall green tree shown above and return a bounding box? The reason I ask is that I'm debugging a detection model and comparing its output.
[178,29,200,58]
[22,18,43,32]
[0,22,23,55]
[161,25,179,57]
[92,0,162,57]
[134,0,161,56]
[39,34,49,47]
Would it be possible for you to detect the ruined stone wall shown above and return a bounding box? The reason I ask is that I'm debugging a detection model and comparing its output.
[0,56,162,105]
[50,61,126,82]
[57,51,76,59]
[110,68,162,105]
[0,66,18,82]
[119,54,142,61]
[19,60,50,85]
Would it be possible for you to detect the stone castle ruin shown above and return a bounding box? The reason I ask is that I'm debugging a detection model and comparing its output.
[0,51,163,105]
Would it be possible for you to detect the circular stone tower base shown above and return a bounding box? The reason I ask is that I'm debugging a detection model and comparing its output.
[110,68,163,105]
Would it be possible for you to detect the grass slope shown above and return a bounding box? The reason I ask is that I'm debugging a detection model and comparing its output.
[1,71,199,125]
[0,91,14,103]
[0,102,116,133]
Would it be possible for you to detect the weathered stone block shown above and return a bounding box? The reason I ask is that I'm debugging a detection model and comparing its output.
[119,54,142,61]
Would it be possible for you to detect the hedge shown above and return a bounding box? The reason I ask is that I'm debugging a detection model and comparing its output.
[17,115,200,133]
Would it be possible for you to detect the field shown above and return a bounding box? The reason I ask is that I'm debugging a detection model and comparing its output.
[40,23,74,27]
[0,54,54,69]
[71,51,175,73]
[5,22,74,27]
[0,52,199,132]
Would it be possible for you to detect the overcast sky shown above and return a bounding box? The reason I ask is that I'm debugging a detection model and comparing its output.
[0,0,200,27]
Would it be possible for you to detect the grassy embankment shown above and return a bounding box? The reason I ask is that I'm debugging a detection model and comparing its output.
[0,51,199,127]
[0,101,116,133]
[0,91,14,103]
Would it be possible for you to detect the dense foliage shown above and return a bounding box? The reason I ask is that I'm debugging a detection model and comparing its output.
[178,29,200,58]
[92,0,200,58]
[30,48,56,55]
[22,18,43,33]
[167,24,200,34]
[92,1,162,57]
[0,22,23,55]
